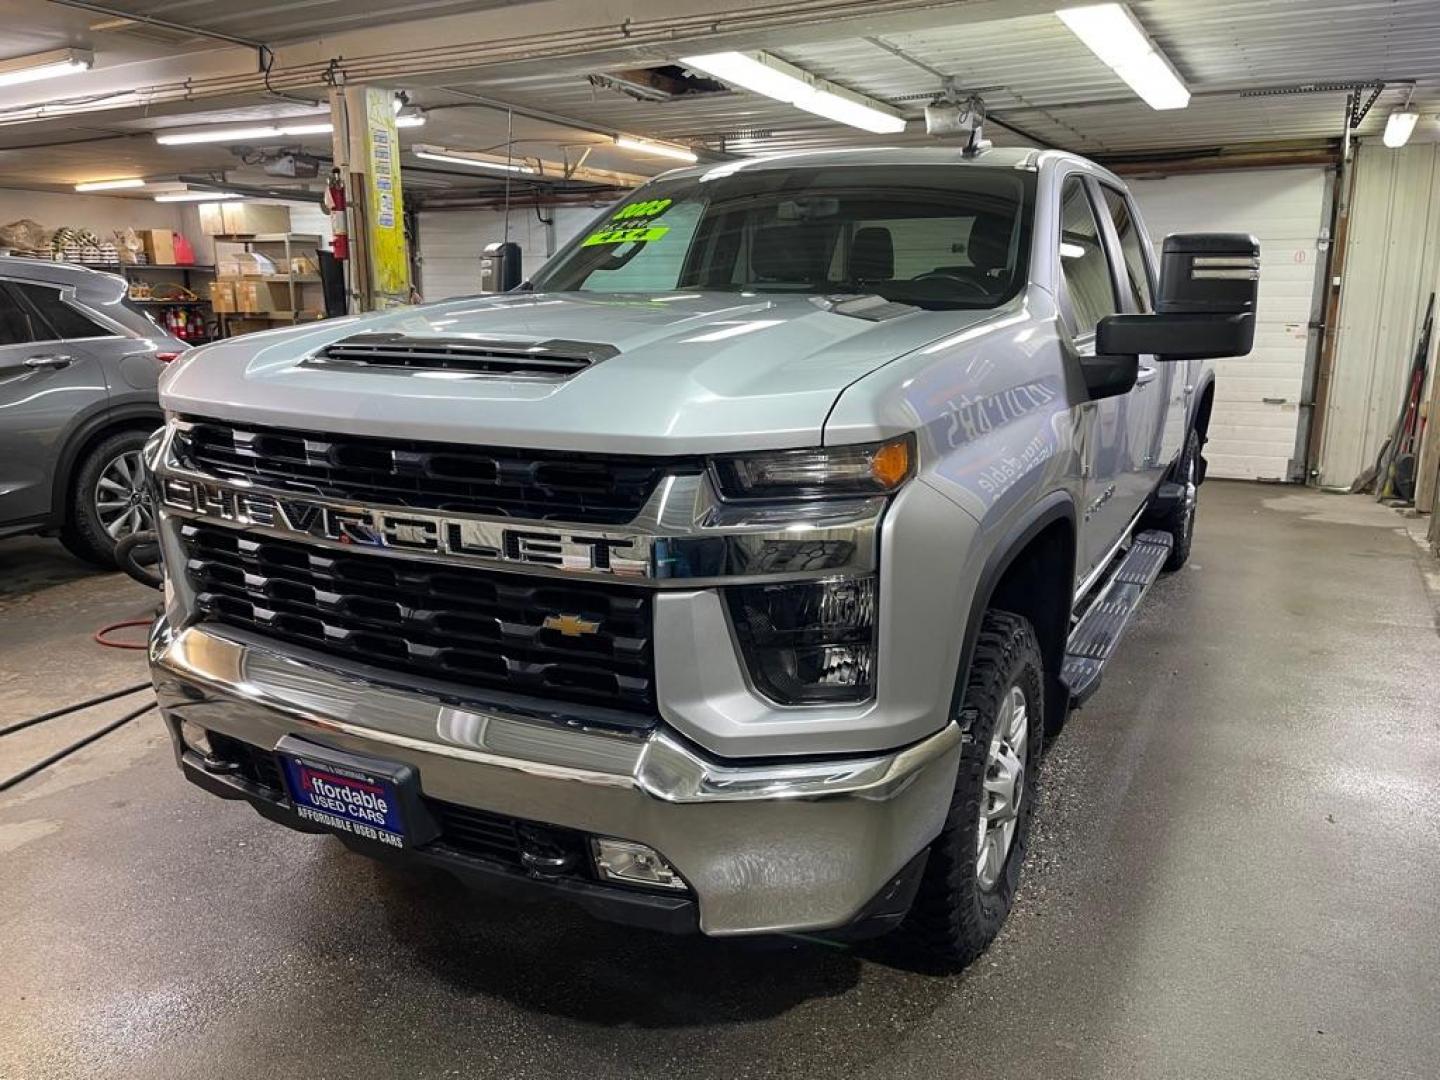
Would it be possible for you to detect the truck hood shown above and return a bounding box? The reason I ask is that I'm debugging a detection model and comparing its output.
[161,291,994,453]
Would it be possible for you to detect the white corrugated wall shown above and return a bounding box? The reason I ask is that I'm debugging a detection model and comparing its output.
[1316,142,1440,489]
[1128,167,1331,481]
[416,203,606,300]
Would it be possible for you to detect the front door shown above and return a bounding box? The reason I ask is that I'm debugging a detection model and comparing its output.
[0,280,111,526]
[1097,184,1180,488]
[1056,177,1137,578]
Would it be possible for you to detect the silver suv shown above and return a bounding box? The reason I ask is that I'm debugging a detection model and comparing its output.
[147,147,1256,966]
[0,257,186,565]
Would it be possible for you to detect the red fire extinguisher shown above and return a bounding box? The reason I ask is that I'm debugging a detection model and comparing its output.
[325,167,348,261]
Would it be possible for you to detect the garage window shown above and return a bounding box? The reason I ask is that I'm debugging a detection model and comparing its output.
[1058,178,1118,337]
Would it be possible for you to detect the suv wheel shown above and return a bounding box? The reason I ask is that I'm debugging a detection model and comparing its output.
[897,609,1044,969]
[60,431,154,568]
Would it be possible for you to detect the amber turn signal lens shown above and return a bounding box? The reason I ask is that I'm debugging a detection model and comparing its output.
[869,437,912,488]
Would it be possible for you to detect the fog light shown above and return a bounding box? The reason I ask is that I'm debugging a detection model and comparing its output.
[178,719,213,758]
[726,575,877,704]
[591,838,687,891]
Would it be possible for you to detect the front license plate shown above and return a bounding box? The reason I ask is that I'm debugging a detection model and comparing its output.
[279,750,409,849]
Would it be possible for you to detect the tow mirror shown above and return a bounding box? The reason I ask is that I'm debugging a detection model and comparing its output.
[1097,233,1259,360]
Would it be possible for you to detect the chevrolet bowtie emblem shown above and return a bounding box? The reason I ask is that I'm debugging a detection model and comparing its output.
[542,613,601,637]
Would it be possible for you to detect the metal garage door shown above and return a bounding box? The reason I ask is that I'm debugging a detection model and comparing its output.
[1129,168,1331,481]
[416,206,599,301]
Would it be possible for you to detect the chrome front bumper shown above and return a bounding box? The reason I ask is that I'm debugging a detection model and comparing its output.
[150,619,961,936]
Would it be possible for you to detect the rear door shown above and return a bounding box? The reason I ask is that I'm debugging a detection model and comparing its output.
[0,280,112,525]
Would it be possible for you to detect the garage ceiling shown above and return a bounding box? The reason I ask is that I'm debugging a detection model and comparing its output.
[0,0,1437,199]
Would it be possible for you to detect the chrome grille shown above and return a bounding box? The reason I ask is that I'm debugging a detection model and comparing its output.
[180,521,656,721]
[173,418,680,524]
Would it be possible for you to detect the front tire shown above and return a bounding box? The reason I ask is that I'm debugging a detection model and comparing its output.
[60,430,154,569]
[898,610,1044,969]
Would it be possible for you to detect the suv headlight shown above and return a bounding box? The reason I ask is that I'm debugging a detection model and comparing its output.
[711,435,913,501]
[726,576,877,705]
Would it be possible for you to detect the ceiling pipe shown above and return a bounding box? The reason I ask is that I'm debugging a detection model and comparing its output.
[46,0,267,50]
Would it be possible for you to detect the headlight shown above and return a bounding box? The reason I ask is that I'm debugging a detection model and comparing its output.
[727,576,877,705]
[711,435,914,500]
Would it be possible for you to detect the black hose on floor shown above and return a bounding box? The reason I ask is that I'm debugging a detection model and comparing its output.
[0,700,156,794]
[0,681,154,739]
[114,530,163,591]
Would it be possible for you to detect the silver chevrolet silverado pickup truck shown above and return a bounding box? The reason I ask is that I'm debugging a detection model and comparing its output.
[147,147,1257,965]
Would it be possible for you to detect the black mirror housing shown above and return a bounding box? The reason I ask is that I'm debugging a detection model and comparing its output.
[1096,232,1259,361]
[1079,352,1138,401]
[1098,311,1255,361]
[1156,233,1259,315]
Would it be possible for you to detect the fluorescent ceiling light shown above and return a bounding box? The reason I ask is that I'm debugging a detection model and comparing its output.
[1383,109,1420,148]
[0,48,93,89]
[681,51,906,134]
[1057,4,1190,110]
[413,147,535,174]
[75,178,146,192]
[154,191,243,202]
[156,114,423,146]
[614,136,698,163]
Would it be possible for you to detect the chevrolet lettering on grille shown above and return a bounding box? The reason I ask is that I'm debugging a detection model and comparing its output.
[160,476,650,577]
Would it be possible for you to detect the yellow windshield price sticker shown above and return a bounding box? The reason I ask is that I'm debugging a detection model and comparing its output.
[582,224,670,247]
[614,198,672,220]
[581,197,675,246]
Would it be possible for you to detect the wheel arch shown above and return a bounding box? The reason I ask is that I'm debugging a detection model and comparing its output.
[956,492,1078,735]
[51,404,165,522]
[1192,375,1216,441]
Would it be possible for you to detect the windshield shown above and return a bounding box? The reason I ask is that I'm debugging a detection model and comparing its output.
[532,164,1034,311]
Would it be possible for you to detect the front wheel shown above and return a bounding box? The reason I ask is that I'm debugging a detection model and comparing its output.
[897,610,1045,969]
[60,431,154,568]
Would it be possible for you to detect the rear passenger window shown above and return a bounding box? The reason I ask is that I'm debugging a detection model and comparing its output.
[1101,187,1154,313]
[1058,178,1118,337]
[11,282,112,341]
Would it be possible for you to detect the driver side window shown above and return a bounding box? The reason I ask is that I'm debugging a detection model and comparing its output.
[1058,178,1118,339]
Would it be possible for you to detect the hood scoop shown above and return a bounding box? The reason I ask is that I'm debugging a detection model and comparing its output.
[306,332,618,380]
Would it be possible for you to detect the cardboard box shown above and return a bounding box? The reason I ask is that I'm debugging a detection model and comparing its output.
[140,229,176,266]
[198,203,225,236]
[223,317,280,336]
[210,280,236,313]
[221,203,291,235]
[236,280,295,313]
[199,202,292,236]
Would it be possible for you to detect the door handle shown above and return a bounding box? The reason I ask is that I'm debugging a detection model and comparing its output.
[1134,365,1157,387]
[25,354,73,369]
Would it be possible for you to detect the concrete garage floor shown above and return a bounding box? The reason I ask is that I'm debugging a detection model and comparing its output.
[1,481,1437,1080]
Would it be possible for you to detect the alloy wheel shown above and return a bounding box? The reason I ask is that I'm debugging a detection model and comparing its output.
[94,450,152,541]
[1180,452,1198,542]
[976,684,1029,889]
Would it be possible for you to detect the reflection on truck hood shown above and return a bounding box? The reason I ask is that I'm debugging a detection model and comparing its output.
[160,291,999,454]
